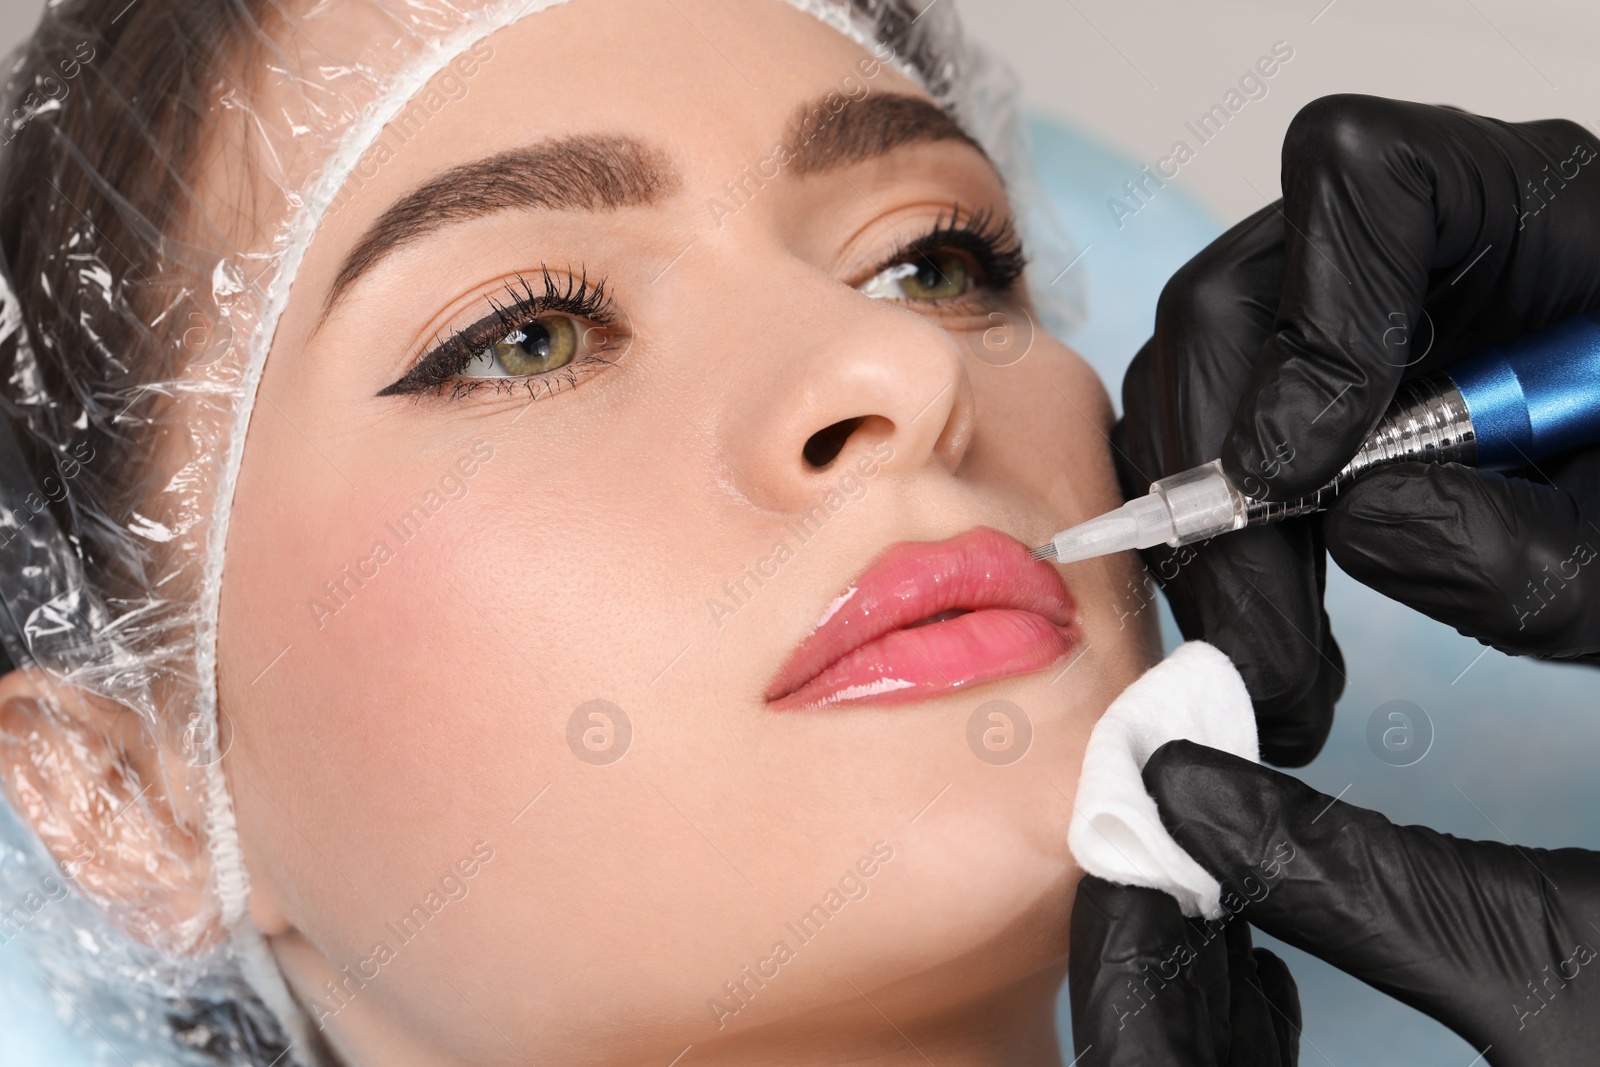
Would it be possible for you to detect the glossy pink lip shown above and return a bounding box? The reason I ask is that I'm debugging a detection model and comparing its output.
[765,526,1079,711]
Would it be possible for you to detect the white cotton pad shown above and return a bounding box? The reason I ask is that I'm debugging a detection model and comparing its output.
[1067,640,1258,919]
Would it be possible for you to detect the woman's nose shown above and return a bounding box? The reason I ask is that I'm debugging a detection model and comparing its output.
[710,260,978,513]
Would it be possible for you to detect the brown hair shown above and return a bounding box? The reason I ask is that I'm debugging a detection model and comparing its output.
[0,0,281,674]
[0,5,314,1062]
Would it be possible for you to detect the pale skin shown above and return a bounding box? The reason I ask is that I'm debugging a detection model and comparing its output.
[0,1,1162,1065]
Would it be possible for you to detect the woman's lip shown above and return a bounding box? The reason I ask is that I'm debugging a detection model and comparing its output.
[765,526,1079,710]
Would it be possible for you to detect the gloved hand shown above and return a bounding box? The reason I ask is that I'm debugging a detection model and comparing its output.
[1125,738,1600,1065]
[1114,94,1600,766]
[1069,874,1300,1065]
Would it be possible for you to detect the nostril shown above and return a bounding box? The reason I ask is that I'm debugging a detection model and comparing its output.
[803,416,866,470]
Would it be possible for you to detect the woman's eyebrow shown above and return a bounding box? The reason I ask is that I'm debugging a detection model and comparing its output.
[786,92,991,176]
[317,133,678,325]
[315,93,986,331]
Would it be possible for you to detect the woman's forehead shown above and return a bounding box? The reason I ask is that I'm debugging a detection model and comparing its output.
[245,1,919,153]
[255,0,940,337]
[208,0,928,254]
[325,0,927,203]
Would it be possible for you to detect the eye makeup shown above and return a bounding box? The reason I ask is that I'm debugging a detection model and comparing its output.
[378,269,622,400]
[380,200,1029,402]
[858,202,1028,306]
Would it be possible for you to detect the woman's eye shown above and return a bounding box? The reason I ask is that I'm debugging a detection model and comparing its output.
[380,269,624,400]
[460,314,583,378]
[859,251,972,302]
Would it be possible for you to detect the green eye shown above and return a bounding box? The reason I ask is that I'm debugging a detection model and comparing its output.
[462,315,579,378]
[859,252,972,302]
[898,252,969,299]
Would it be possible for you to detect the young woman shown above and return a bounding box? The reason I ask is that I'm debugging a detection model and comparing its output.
[0,1,1161,1063]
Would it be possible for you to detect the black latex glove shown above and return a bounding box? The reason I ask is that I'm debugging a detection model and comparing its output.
[1114,94,1600,766]
[1141,739,1600,1065]
[1069,874,1300,1065]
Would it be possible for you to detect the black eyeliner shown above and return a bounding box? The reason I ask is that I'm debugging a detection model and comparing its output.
[381,205,1027,401]
[379,267,617,397]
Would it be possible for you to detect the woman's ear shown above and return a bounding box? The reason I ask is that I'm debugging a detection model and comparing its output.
[0,667,220,954]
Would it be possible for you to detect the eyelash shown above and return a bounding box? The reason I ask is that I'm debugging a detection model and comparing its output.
[381,203,1027,401]
[873,202,1029,300]
[379,269,620,400]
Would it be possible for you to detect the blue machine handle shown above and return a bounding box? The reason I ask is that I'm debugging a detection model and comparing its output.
[1444,310,1600,471]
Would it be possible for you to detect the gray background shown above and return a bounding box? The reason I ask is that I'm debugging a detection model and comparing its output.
[3,2,1599,1065]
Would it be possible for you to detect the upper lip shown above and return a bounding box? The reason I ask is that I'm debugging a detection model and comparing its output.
[764,525,1077,704]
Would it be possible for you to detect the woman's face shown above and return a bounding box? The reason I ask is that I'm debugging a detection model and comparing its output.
[216,0,1161,1062]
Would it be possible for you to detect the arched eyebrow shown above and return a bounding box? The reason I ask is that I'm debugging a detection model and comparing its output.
[785,91,988,176]
[317,133,677,325]
[315,92,988,331]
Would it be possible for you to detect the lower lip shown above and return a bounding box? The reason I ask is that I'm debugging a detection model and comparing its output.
[767,608,1077,710]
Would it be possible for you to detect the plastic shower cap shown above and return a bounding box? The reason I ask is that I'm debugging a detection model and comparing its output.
[0,1,1085,1063]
